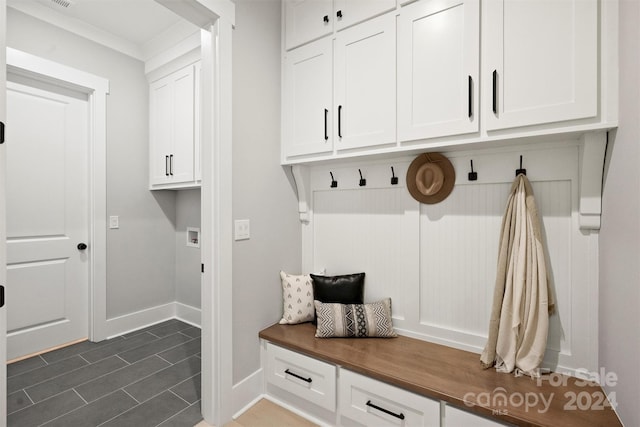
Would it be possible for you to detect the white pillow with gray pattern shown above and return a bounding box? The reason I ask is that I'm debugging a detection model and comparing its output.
[314,298,397,338]
[279,271,315,324]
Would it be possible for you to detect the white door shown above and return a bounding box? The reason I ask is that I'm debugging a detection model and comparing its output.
[483,0,598,131]
[282,37,333,160]
[334,11,396,151]
[6,76,89,360]
[1,0,9,421]
[397,0,479,143]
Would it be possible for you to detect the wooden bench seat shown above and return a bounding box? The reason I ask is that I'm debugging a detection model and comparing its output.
[259,323,621,427]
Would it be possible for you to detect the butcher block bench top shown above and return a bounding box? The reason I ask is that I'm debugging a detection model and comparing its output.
[259,323,621,427]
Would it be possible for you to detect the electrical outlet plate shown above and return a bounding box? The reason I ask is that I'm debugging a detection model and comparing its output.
[234,219,250,241]
[109,215,119,229]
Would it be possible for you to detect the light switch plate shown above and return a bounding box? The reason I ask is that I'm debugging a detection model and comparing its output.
[234,219,250,241]
[109,215,119,229]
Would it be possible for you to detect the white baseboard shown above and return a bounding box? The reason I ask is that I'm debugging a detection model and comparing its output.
[105,301,202,339]
[232,368,264,417]
[175,302,201,327]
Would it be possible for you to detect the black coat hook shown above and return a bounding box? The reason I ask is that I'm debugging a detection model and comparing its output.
[390,166,398,185]
[516,155,527,176]
[330,172,338,188]
[468,160,478,181]
[358,169,366,187]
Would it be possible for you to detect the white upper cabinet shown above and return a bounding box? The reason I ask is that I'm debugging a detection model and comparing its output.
[397,0,479,143]
[484,0,598,131]
[282,38,333,159]
[284,0,333,50]
[334,12,396,150]
[334,0,397,31]
[149,62,199,189]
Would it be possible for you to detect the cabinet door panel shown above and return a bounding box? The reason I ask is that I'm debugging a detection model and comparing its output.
[149,79,173,186]
[334,0,397,31]
[484,0,597,131]
[285,0,333,50]
[398,0,479,142]
[335,12,396,150]
[171,67,195,184]
[283,38,333,159]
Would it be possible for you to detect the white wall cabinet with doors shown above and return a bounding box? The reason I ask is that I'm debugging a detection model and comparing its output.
[483,0,598,131]
[149,61,201,190]
[397,0,479,143]
[282,10,396,162]
[281,0,615,165]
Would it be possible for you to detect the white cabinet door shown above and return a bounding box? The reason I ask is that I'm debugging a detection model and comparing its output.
[171,66,195,184]
[194,62,201,183]
[444,404,511,426]
[334,0,396,31]
[149,64,196,188]
[283,38,333,159]
[484,0,598,131]
[285,0,333,50]
[334,12,396,151]
[149,77,174,186]
[398,0,479,143]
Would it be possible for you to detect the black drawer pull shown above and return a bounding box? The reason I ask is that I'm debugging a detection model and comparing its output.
[165,155,169,176]
[492,69,498,114]
[468,75,473,118]
[366,400,405,420]
[324,108,329,141]
[284,369,312,384]
[338,105,342,138]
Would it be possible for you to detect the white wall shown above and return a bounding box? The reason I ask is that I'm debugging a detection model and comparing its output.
[599,1,640,425]
[232,0,302,385]
[175,189,201,310]
[6,8,177,320]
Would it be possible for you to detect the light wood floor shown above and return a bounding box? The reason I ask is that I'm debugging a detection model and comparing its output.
[195,399,318,427]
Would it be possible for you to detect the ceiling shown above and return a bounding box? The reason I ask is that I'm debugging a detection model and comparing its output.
[7,0,199,61]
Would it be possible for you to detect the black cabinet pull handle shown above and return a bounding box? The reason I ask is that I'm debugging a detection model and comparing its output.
[0,121,5,144]
[323,15,329,23]
[338,105,342,138]
[366,400,405,420]
[165,155,169,176]
[468,75,473,118]
[169,154,174,176]
[77,243,88,250]
[324,108,329,141]
[492,70,498,115]
[337,10,342,18]
[285,369,312,383]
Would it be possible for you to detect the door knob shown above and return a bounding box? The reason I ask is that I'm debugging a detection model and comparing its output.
[77,243,88,250]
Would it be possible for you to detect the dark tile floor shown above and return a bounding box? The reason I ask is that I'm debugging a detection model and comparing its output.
[6,319,203,427]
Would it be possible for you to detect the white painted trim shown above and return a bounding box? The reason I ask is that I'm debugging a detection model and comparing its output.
[232,369,264,417]
[144,30,201,76]
[104,303,175,339]
[0,0,8,423]
[175,302,201,327]
[6,48,110,343]
[578,131,608,230]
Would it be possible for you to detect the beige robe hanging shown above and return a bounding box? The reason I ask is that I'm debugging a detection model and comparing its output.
[480,174,555,376]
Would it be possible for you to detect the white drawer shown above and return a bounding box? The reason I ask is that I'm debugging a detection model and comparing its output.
[339,369,440,427]
[266,343,337,412]
[444,404,512,427]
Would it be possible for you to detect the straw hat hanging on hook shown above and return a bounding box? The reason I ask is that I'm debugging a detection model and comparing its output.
[406,152,456,204]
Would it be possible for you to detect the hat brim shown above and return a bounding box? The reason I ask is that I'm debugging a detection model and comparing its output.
[406,152,456,204]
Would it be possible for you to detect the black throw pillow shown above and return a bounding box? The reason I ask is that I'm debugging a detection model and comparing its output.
[310,272,365,304]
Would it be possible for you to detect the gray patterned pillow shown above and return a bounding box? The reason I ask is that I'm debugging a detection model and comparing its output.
[314,298,397,338]
[279,271,314,324]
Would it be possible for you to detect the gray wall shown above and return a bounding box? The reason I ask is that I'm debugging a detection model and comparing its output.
[175,189,201,309]
[6,8,177,319]
[232,0,302,384]
[599,1,640,426]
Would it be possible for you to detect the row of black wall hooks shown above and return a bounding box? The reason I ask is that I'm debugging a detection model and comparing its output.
[328,156,527,188]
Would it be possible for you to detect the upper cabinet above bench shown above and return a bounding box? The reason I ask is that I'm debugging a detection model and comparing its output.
[281,0,618,165]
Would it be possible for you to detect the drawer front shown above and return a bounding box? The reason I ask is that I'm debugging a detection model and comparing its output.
[444,404,512,427]
[339,369,440,426]
[266,343,336,412]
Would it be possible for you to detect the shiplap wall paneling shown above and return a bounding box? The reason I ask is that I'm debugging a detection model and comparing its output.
[305,142,598,374]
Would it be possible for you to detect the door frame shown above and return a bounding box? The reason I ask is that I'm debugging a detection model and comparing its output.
[6,48,109,343]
